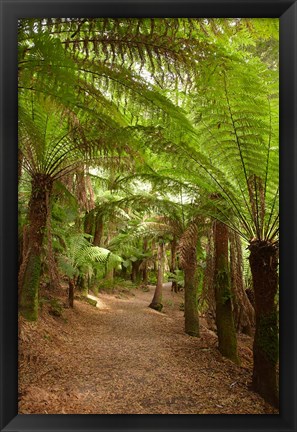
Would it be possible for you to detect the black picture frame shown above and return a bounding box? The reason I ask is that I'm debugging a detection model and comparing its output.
[1,1,296,431]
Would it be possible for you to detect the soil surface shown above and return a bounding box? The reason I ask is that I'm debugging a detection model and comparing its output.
[18,284,278,414]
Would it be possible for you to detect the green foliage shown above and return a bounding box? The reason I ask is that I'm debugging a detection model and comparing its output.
[57,233,123,281]
[167,270,184,288]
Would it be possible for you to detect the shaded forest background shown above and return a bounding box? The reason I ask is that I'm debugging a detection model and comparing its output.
[18,18,279,413]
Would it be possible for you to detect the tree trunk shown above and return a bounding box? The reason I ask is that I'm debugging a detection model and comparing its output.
[230,231,255,335]
[77,275,88,297]
[149,241,164,311]
[142,238,149,285]
[249,240,279,408]
[93,212,104,246]
[142,266,148,285]
[84,210,94,239]
[201,227,216,330]
[131,260,142,284]
[214,220,239,364]
[46,203,61,291]
[18,148,23,186]
[68,278,75,308]
[184,266,200,337]
[19,174,53,321]
[179,221,200,337]
[170,237,178,292]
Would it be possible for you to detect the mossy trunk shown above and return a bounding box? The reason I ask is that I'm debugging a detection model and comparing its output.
[249,240,279,408]
[19,174,53,321]
[149,241,164,311]
[184,266,200,337]
[214,221,239,364]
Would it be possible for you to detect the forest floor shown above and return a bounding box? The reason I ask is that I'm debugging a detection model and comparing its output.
[18,283,278,414]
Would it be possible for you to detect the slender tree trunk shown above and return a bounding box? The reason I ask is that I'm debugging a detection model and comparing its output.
[68,278,75,308]
[131,260,142,283]
[142,238,149,285]
[142,267,148,285]
[170,237,178,292]
[19,174,53,321]
[93,212,104,246]
[77,275,88,297]
[249,240,279,408]
[214,220,239,364]
[84,210,94,239]
[149,241,164,311]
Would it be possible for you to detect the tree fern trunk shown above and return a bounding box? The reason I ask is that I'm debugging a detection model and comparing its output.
[249,240,279,408]
[201,227,216,330]
[93,212,104,246]
[142,238,148,284]
[214,220,239,364]
[68,278,75,308]
[19,174,53,321]
[230,231,254,335]
[170,237,178,292]
[131,260,142,284]
[84,210,94,239]
[149,241,164,311]
[179,221,200,337]
[184,266,200,337]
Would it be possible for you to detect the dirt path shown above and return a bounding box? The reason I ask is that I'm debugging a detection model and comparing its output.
[18,285,278,414]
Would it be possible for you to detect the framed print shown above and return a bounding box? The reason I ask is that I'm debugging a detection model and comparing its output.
[0,0,296,431]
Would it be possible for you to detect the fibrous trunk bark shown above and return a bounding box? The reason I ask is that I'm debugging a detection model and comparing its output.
[179,222,200,337]
[230,231,255,335]
[184,265,200,337]
[149,241,164,312]
[46,203,61,291]
[19,174,53,321]
[201,227,216,329]
[249,240,279,408]
[214,220,239,364]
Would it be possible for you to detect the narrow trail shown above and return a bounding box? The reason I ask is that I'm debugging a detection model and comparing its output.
[18,285,278,414]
